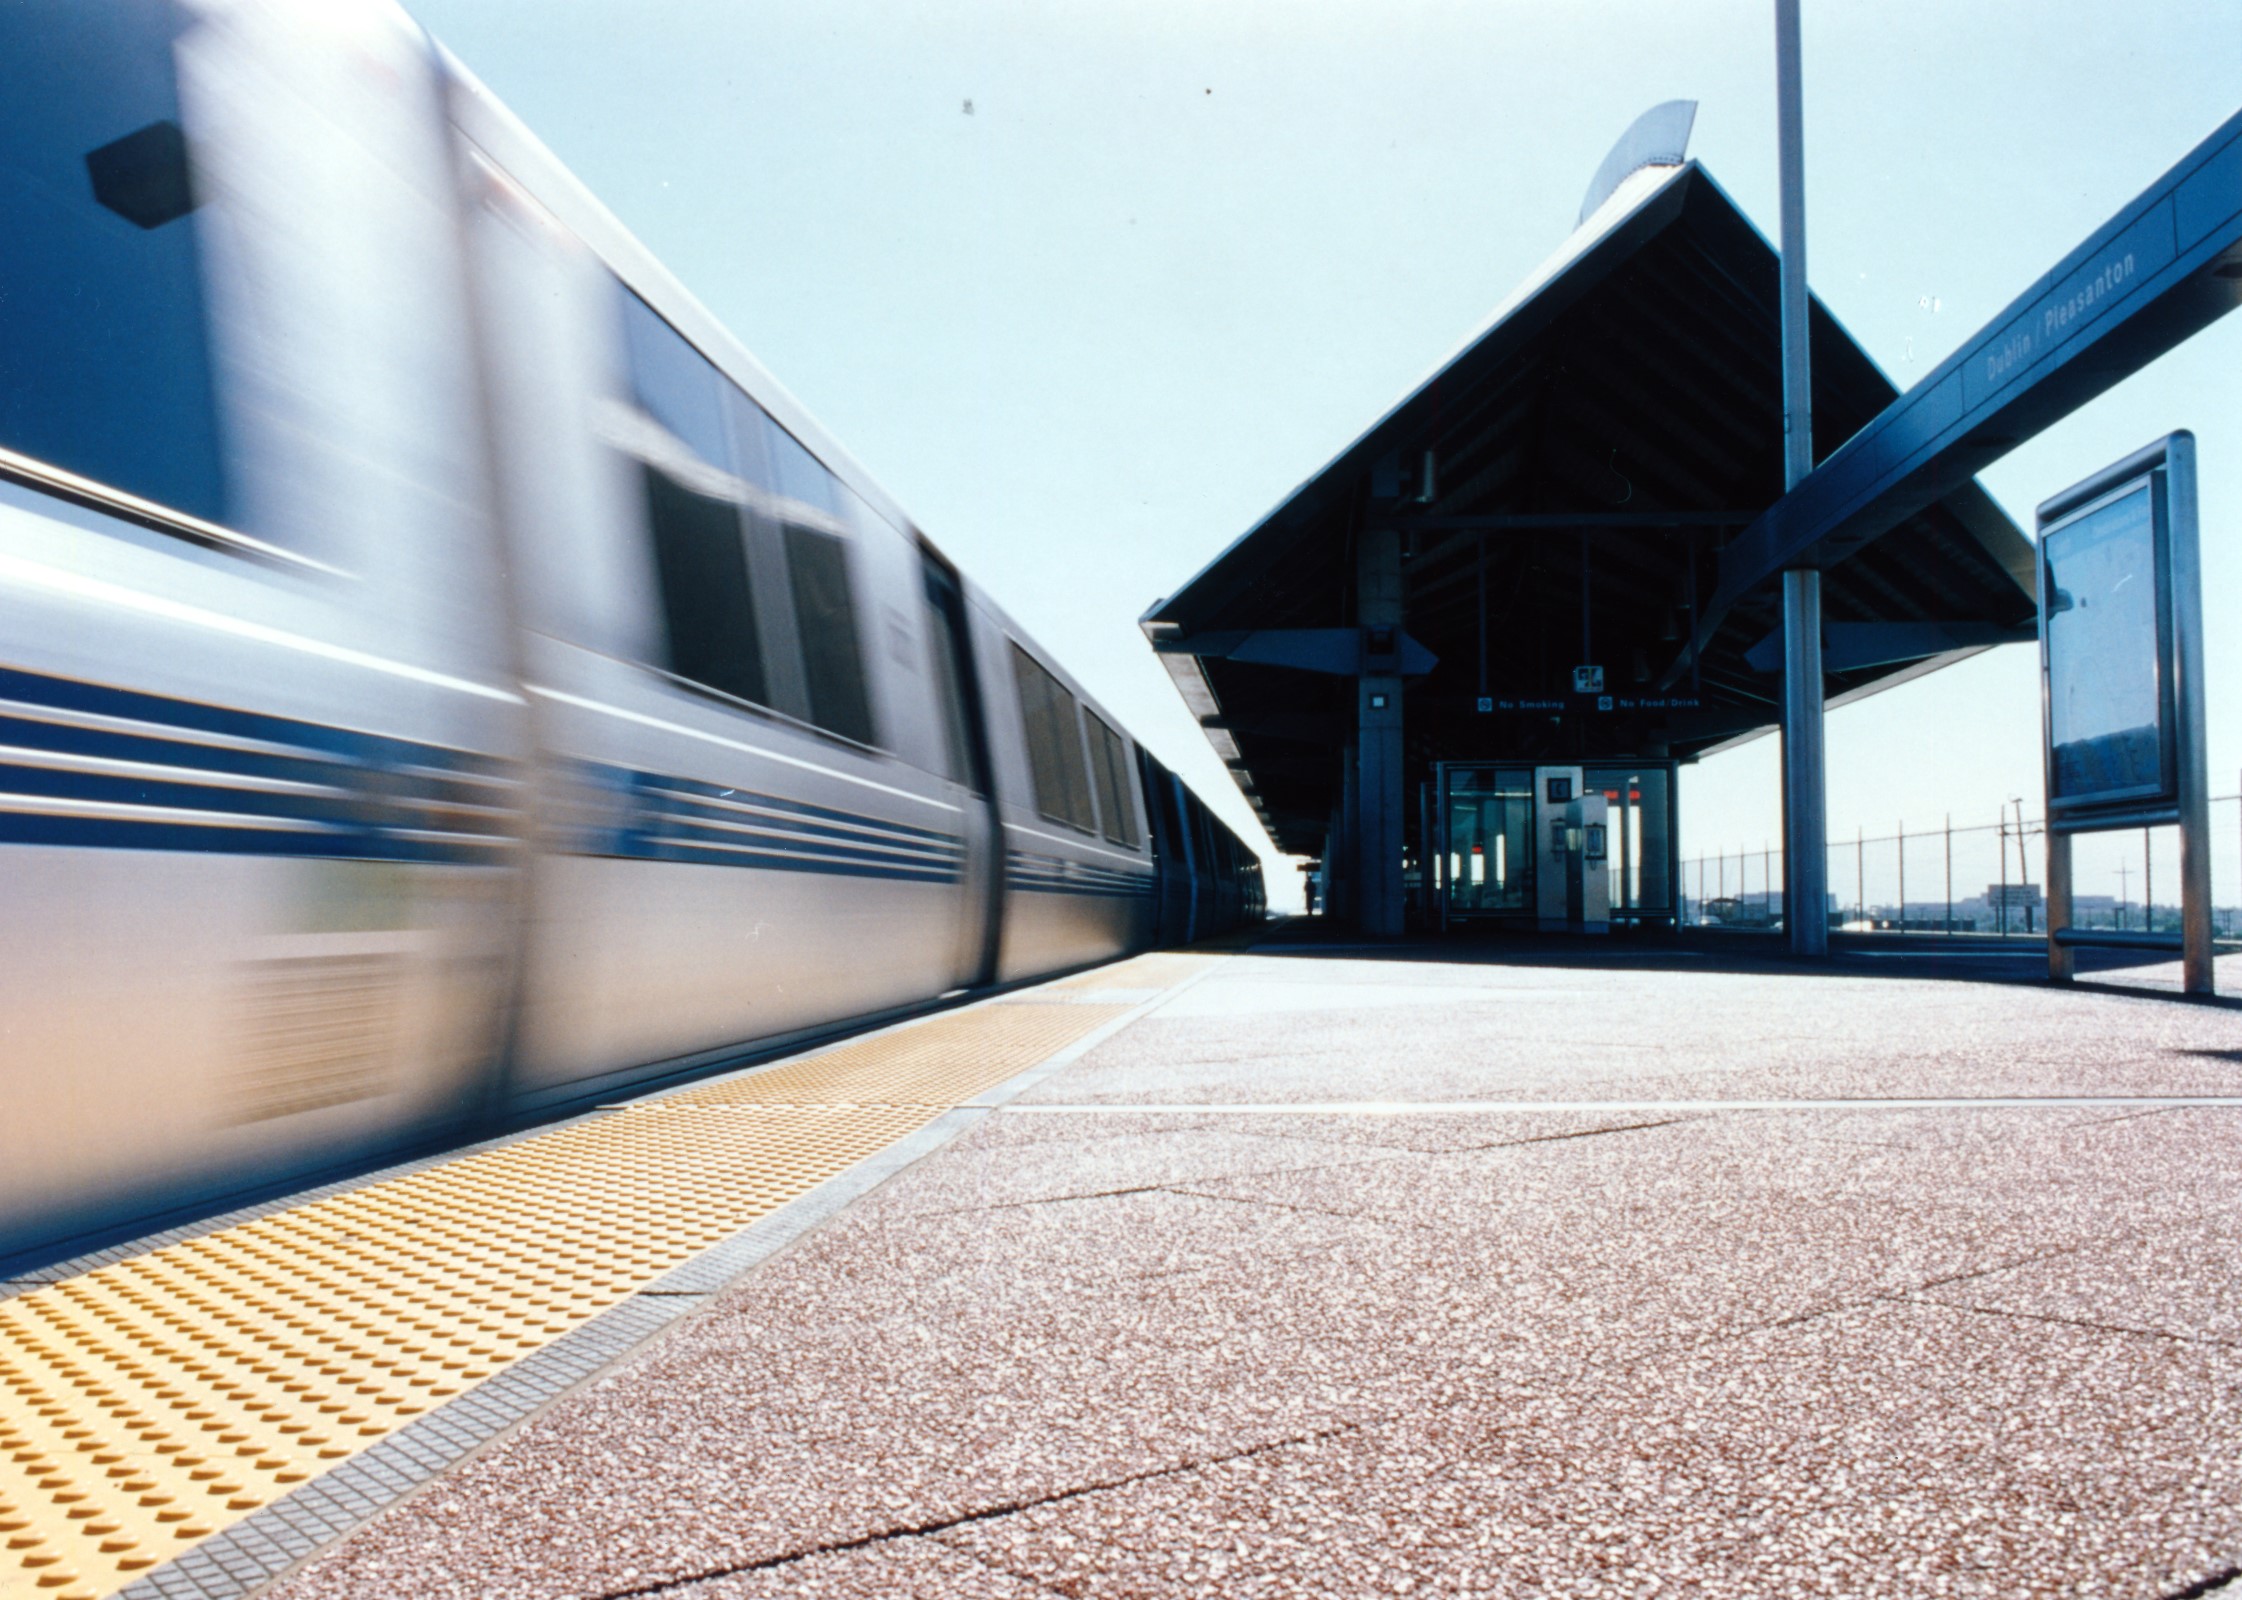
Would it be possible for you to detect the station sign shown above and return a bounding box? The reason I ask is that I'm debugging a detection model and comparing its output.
[1471,694,1703,716]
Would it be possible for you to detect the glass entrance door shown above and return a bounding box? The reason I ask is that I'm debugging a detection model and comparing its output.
[1584,767,1673,919]
[1442,766,1534,917]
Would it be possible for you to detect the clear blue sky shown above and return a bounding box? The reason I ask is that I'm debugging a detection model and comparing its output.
[407,0,2242,907]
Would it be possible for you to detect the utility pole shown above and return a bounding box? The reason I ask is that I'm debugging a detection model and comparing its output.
[1775,0,1828,958]
[2011,798,2033,934]
[1999,811,2010,936]
[2144,828,2155,936]
[1944,813,1952,935]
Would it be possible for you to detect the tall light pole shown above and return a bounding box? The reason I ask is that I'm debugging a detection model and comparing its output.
[1776,0,1828,957]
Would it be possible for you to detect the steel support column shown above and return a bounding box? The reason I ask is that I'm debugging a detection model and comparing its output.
[1334,747,1359,924]
[1356,528,1406,937]
[1775,0,1828,958]
[2045,829,2076,983]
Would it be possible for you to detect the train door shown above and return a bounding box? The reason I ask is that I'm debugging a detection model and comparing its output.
[1173,778,1203,942]
[1139,751,1192,946]
[922,554,1003,987]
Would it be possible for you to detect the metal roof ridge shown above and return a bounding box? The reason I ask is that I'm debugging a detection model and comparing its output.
[1141,159,1701,631]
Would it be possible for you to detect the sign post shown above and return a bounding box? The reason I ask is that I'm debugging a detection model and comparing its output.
[2037,433,2213,994]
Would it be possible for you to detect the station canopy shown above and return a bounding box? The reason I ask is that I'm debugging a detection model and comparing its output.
[1143,128,2036,859]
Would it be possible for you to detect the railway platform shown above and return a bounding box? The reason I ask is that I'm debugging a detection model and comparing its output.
[6,934,2242,1600]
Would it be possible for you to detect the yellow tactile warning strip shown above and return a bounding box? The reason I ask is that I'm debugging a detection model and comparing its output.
[1047,952,1213,992]
[0,982,1164,1600]
[669,1002,1131,1110]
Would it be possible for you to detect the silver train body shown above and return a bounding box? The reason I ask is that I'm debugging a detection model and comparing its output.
[0,0,1262,1270]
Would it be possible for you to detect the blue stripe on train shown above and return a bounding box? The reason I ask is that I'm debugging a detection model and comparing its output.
[651,787,963,860]
[0,665,514,865]
[1006,848,1155,897]
[632,766,961,845]
[0,663,512,779]
[0,811,511,866]
[559,758,966,884]
[0,667,969,884]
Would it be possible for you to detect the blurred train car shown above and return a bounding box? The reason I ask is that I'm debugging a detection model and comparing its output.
[0,0,1263,1270]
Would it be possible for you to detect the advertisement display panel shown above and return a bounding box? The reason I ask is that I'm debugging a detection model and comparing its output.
[2035,432,2212,994]
[2040,481,2172,813]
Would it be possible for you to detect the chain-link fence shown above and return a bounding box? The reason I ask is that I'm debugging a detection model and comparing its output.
[1680,792,2242,938]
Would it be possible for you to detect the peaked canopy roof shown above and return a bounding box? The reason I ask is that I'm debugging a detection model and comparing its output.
[1144,155,2035,856]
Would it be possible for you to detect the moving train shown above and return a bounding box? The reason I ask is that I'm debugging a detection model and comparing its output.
[0,0,1263,1269]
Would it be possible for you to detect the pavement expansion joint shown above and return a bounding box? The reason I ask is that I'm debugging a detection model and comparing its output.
[940,1185,1174,1219]
[1905,1243,2093,1297]
[1,951,1218,1600]
[1158,1180,1388,1231]
[2164,1564,2242,1600]
[1937,1300,2242,1352]
[575,1418,1368,1600]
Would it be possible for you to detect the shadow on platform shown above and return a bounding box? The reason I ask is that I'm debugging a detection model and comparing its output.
[1239,917,2242,1007]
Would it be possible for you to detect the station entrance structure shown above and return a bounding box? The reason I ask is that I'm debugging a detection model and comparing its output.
[1143,109,2039,935]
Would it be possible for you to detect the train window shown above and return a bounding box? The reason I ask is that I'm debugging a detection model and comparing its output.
[763,417,841,520]
[720,383,885,748]
[615,285,767,705]
[1085,713,1140,848]
[783,523,876,746]
[1010,643,1095,833]
[619,288,734,468]
[643,470,765,704]
[0,1,226,523]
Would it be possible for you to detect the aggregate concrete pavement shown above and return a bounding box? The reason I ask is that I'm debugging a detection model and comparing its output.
[262,943,2242,1599]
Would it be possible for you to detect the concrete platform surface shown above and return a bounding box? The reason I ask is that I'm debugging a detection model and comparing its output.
[265,947,2242,1599]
